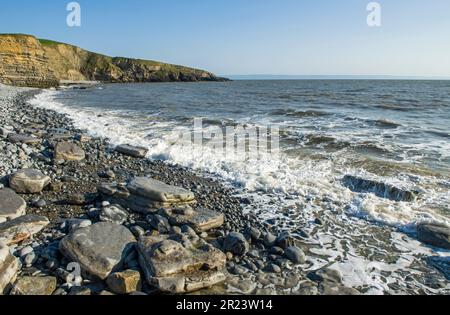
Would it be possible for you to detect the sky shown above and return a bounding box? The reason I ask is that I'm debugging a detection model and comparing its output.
[1,0,450,77]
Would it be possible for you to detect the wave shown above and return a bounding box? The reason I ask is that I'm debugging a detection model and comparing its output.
[270,108,331,118]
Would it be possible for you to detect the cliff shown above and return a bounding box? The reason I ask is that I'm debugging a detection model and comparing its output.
[0,34,226,88]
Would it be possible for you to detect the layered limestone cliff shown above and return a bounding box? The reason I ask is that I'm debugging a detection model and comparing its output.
[0,34,226,88]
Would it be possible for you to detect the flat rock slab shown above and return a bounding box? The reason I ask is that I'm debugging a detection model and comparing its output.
[59,222,136,280]
[342,175,420,202]
[115,144,148,158]
[54,141,85,162]
[0,242,19,295]
[9,169,51,194]
[0,215,49,245]
[98,178,196,214]
[106,269,142,294]
[7,133,41,145]
[160,206,224,232]
[10,276,57,295]
[0,188,26,221]
[138,234,227,293]
[417,223,450,249]
[128,177,195,203]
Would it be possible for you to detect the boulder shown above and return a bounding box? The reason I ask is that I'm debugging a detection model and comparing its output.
[10,276,57,295]
[7,133,41,145]
[98,178,196,213]
[137,234,227,293]
[223,232,249,256]
[99,205,129,225]
[160,206,224,232]
[115,144,148,158]
[0,188,27,221]
[417,223,450,249]
[342,175,420,202]
[9,169,51,194]
[106,269,142,294]
[284,246,306,264]
[54,141,85,162]
[0,242,19,295]
[59,222,136,279]
[0,215,49,245]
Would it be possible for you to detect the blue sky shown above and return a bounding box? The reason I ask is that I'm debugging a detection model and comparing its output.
[1,0,449,77]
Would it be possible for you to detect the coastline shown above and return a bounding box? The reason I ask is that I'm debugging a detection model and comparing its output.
[1,84,448,295]
[0,84,349,295]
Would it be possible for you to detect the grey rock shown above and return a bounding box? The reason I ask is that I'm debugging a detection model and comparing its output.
[63,219,92,233]
[115,144,148,158]
[160,206,224,232]
[309,267,343,284]
[7,133,41,145]
[59,222,136,279]
[417,223,450,249]
[148,214,171,234]
[263,232,277,247]
[223,232,249,256]
[99,205,129,225]
[0,215,49,245]
[137,234,226,293]
[0,188,27,221]
[127,177,195,203]
[9,169,51,194]
[284,246,306,264]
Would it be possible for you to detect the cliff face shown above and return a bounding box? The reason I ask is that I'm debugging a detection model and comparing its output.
[0,35,59,88]
[0,34,226,88]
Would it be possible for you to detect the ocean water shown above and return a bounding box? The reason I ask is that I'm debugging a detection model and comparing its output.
[29,80,450,293]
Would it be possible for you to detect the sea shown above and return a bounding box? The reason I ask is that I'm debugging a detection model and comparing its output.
[29,80,450,294]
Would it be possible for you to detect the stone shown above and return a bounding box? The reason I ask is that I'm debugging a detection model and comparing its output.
[115,144,148,158]
[243,226,261,241]
[308,267,343,284]
[342,175,421,202]
[223,232,249,256]
[160,206,224,232]
[98,178,196,213]
[284,246,306,264]
[54,141,85,162]
[0,188,27,221]
[275,233,295,249]
[59,222,136,279]
[128,177,195,203]
[10,276,57,295]
[263,232,277,247]
[7,133,41,145]
[99,205,129,225]
[137,234,227,293]
[148,214,171,234]
[9,169,51,194]
[417,223,450,249]
[264,263,281,273]
[106,269,142,294]
[0,242,20,294]
[63,219,92,232]
[0,215,49,245]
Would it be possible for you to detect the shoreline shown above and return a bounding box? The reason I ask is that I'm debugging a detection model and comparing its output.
[1,84,448,295]
[1,84,353,295]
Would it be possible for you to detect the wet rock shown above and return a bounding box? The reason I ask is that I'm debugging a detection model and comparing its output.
[0,188,27,221]
[160,206,224,232]
[308,267,343,284]
[106,269,142,294]
[9,169,51,194]
[0,215,49,245]
[137,234,226,293]
[99,205,129,225]
[59,222,136,279]
[426,256,450,280]
[0,242,19,294]
[7,133,40,145]
[148,214,171,234]
[115,144,148,158]
[223,232,249,256]
[10,276,57,295]
[417,223,450,249]
[342,175,420,202]
[54,141,85,162]
[243,226,261,241]
[275,233,295,249]
[263,232,277,247]
[284,246,306,264]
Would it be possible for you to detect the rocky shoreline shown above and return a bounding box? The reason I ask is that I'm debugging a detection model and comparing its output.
[1,84,448,296]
